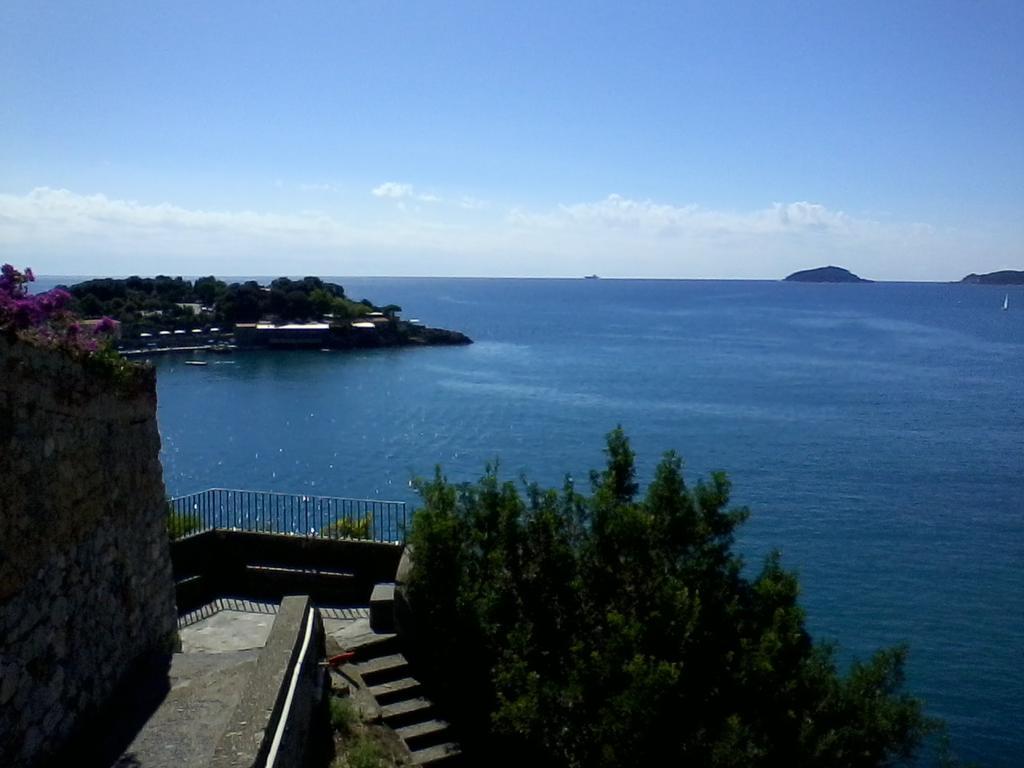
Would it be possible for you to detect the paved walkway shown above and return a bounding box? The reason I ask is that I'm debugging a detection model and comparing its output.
[107,599,369,767]
[114,650,259,768]
[181,608,276,653]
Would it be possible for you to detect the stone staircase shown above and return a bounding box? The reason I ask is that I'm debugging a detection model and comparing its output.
[340,584,462,766]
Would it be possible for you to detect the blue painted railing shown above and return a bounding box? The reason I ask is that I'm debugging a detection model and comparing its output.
[168,488,407,544]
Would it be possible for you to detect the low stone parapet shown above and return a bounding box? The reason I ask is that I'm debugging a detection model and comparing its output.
[210,595,327,768]
[170,529,404,613]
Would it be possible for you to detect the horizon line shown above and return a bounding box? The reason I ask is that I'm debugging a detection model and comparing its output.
[30,273,1011,284]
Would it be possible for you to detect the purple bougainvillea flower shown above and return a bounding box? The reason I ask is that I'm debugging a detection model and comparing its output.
[0,264,20,295]
[36,288,71,313]
[11,298,42,328]
[94,316,118,335]
[2,266,123,360]
[3,265,32,297]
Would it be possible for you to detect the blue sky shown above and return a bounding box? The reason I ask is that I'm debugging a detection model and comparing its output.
[1,1,1021,279]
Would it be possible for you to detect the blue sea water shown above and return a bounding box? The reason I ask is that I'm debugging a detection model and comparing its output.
[36,276,1024,765]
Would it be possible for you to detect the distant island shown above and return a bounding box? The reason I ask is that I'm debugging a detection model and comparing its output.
[65,275,471,352]
[783,266,871,283]
[960,270,1024,285]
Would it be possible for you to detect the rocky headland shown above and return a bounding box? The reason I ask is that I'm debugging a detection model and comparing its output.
[960,270,1024,285]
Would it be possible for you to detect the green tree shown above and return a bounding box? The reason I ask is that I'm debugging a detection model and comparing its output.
[76,293,103,317]
[310,288,336,317]
[193,275,223,305]
[408,428,937,768]
[284,289,311,320]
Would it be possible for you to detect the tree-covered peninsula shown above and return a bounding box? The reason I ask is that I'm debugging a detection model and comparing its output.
[406,428,949,767]
[65,275,471,349]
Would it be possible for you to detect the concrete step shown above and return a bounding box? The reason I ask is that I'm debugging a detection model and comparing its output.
[370,582,396,632]
[410,741,463,766]
[369,676,422,704]
[395,718,452,751]
[381,696,434,727]
[344,631,400,658]
[351,653,409,685]
[325,615,401,658]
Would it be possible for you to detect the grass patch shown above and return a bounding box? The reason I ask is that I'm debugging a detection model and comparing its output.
[330,695,358,735]
[329,692,402,767]
[338,735,390,768]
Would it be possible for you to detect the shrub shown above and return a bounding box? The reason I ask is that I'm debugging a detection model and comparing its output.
[320,516,372,540]
[2,264,144,389]
[407,427,937,767]
[167,507,201,540]
[1,264,116,352]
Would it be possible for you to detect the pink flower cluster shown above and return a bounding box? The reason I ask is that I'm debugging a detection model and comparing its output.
[1,264,117,353]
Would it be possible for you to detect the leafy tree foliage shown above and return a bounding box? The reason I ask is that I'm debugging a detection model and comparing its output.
[193,275,223,305]
[66,274,383,334]
[407,428,935,768]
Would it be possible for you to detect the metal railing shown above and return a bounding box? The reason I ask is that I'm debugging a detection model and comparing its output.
[168,488,408,544]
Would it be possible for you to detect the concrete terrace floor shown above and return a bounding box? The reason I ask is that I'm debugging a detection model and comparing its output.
[179,599,370,651]
[108,599,369,768]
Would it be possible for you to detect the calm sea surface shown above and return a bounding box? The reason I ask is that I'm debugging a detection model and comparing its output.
[40,276,1024,765]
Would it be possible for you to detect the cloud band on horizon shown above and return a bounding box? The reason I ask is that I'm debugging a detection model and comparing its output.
[0,187,1010,281]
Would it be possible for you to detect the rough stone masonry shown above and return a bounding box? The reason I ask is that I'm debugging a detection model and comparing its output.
[0,335,177,767]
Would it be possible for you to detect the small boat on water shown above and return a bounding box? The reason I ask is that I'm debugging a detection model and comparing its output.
[185,360,208,366]
[1003,294,1009,311]
[584,274,600,280]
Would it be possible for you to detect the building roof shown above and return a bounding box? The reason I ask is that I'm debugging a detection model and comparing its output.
[254,322,330,331]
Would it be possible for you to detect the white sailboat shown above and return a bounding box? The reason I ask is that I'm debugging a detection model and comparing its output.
[1003,294,1009,311]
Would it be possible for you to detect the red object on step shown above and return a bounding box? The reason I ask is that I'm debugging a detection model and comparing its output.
[327,652,356,667]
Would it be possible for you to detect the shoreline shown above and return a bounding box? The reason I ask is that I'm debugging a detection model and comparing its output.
[120,343,236,358]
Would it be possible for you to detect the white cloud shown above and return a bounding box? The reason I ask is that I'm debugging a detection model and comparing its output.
[0,188,334,241]
[459,196,489,210]
[0,187,383,275]
[371,182,414,199]
[501,195,1011,280]
[515,195,854,237]
[371,182,443,204]
[298,182,336,192]
[0,187,1009,280]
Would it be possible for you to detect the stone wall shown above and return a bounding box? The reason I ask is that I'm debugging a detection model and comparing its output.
[0,335,177,767]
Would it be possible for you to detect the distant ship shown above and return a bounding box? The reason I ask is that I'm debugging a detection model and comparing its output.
[584,274,600,280]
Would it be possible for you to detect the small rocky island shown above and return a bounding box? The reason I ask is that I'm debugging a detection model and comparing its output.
[960,270,1024,285]
[66,275,471,352]
[783,265,872,283]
